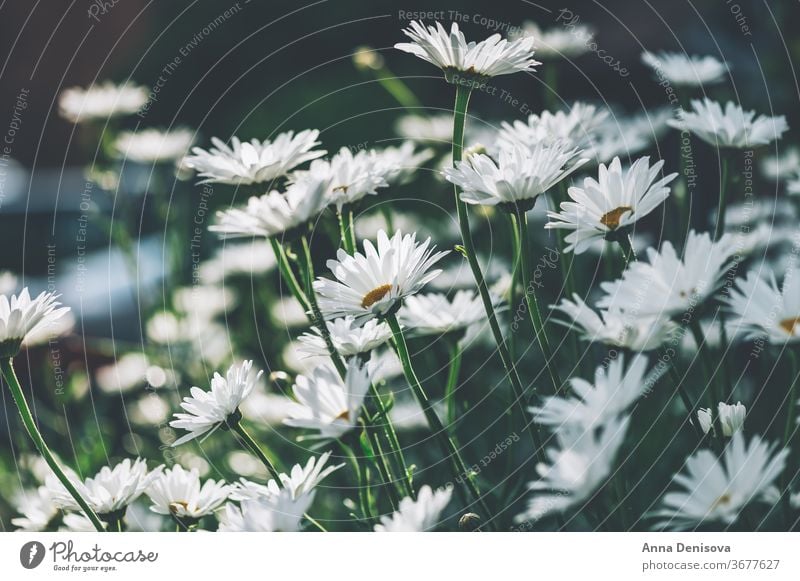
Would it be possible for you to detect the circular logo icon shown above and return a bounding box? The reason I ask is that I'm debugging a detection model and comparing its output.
[20,541,46,569]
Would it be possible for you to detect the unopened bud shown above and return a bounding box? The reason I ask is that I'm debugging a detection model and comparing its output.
[353,46,384,71]
[458,512,482,531]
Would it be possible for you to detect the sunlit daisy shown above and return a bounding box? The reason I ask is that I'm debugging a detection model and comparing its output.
[170,361,264,446]
[145,465,230,522]
[58,81,148,123]
[724,268,800,343]
[668,99,788,148]
[374,485,453,532]
[597,230,736,317]
[697,402,746,437]
[444,142,587,210]
[284,360,371,440]
[313,230,449,322]
[184,130,325,185]
[653,433,787,530]
[398,290,486,336]
[0,289,70,358]
[297,317,392,358]
[545,156,677,253]
[232,451,343,501]
[641,51,727,86]
[115,127,195,163]
[395,21,539,83]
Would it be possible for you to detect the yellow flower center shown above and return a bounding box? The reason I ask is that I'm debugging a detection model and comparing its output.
[334,410,350,422]
[332,184,349,194]
[711,493,732,510]
[779,316,800,335]
[361,284,392,308]
[169,501,189,515]
[600,206,634,230]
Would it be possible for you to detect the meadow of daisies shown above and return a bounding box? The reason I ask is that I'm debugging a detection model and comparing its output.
[2,17,800,533]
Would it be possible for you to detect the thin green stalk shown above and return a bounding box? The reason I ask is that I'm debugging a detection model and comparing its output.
[783,348,799,448]
[514,209,562,393]
[386,314,495,528]
[615,232,638,269]
[231,422,282,483]
[1,358,105,531]
[688,319,723,439]
[337,208,357,255]
[445,341,463,429]
[714,155,729,241]
[450,84,544,457]
[374,67,422,109]
[340,437,375,523]
[270,238,311,314]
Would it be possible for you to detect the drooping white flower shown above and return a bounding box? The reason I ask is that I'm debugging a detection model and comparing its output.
[0,289,70,358]
[47,458,162,516]
[515,416,630,522]
[313,230,449,322]
[284,360,371,440]
[697,402,746,437]
[374,485,453,532]
[145,465,230,520]
[445,142,587,209]
[115,127,195,163]
[641,51,727,86]
[724,269,800,343]
[515,21,594,58]
[170,361,264,446]
[395,21,539,81]
[184,130,325,185]
[597,231,736,317]
[531,355,650,430]
[653,433,787,530]
[210,175,328,239]
[232,451,343,502]
[668,99,788,148]
[297,317,392,358]
[58,81,148,123]
[497,102,608,151]
[545,157,677,253]
[398,290,486,336]
[12,486,59,531]
[551,294,676,351]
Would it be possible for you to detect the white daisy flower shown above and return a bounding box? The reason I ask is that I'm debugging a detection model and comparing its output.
[395,21,539,82]
[115,127,195,163]
[395,113,454,143]
[515,416,630,522]
[313,230,449,323]
[292,146,389,209]
[551,294,676,351]
[653,432,787,530]
[377,141,435,186]
[12,486,59,531]
[497,102,608,151]
[0,288,70,358]
[398,290,485,336]
[697,402,746,437]
[724,269,800,343]
[545,156,677,254]
[444,142,587,210]
[58,81,148,123]
[284,360,371,440]
[374,485,453,532]
[145,465,230,521]
[60,513,102,532]
[218,492,311,532]
[762,146,800,181]
[641,51,727,86]
[184,130,325,185]
[95,352,149,394]
[170,361,264,446]
[232,451,343,501]
[597,230,736,317]
[0,271,18,295]
[199,240,277,284]
[47,458,162,517]
[297,317,392,358]
[515,21,593,58]
[531,354,650,430]
[668,99,788,148]
[210,175,328,239]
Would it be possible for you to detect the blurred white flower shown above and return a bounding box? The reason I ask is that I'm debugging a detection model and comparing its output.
[145,464,230,520]
[545,156,677,254]
[0,271,18,295]
[374,485,453,531]
[515,21,593,58]
[232,451,343,502]
[653,433,787,530]
[725,268,800,343]
[398,290,485,336]
[115,128,194,163]
[668,99,788,148]
[377,141,435,185]
[298,317,392,358]
[395,21,539,81]
[218,492,310,532]
[314,230,448,323]
[199,240,277,284]
[762,146,800,181]
[0,288,70,358]
[96,352,149,394]
[697,402,746,437]
[641,51,727,86]
[284,360,371,440]
[270,296,309,328]
[184,130,325,185]
[170,361,263,446]
[395,113,454,143]
[497,102,608,151]
[58,81,148,123]
[173,285,236,320]
[12,486,59,531]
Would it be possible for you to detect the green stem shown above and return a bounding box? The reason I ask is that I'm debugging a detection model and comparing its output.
[714,155,729,241]
[615,233,638,269]
[445,341,463,430]
[688,320,723,439]
[667,362,704,438]
[783,348,798,448]
[270,238,311,314]
[337,208,357,255]
[1,358,105,531]
[231,422,282,483]
[386,314,495,528]
[514,209,563,394]
[339,437,374,523]
[374,66,422,109]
